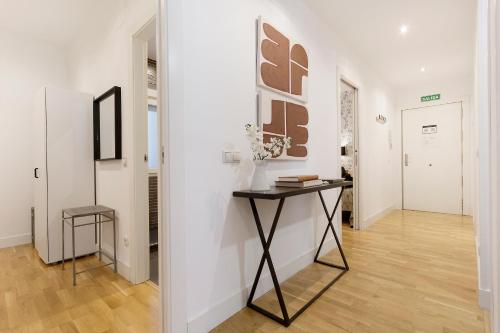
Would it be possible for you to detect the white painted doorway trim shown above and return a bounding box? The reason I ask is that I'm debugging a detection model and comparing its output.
[337,69,360,230]
[400,101,464,215]
[132,16,157,285]
[159,0,187,331]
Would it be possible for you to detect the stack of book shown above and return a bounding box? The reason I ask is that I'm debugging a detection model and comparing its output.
[275,175,325,188]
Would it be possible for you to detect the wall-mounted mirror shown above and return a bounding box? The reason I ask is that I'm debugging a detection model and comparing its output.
[93,86,122,161]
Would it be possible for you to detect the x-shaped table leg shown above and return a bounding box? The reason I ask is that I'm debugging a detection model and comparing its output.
[314,189,349,270]
[245,188,350,327]
[247,197,290,325]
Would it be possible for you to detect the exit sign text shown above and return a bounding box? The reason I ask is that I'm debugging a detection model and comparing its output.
[421,94,441,102]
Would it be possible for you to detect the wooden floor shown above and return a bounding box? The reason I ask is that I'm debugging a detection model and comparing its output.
[213,210,489,333]
[0,245,159,332]
[0,211,489,333]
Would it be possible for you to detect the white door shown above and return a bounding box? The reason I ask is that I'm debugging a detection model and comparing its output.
[402,102,463,215]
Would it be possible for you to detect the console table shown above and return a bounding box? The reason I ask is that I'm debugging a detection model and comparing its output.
[233,181,352,327]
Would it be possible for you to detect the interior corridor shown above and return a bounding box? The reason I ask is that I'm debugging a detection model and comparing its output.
[0,210,487,332]
[213,210,488,333]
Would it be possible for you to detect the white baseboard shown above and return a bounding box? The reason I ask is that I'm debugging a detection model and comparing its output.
[362,205,396,229]
[479,288,491,310]
[0,233,31,249]
[187,239,337,333]
[97,245,131,281]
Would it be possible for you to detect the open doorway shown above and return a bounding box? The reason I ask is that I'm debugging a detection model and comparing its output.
[147,55,160,285]
[132,17,162,286]
[339,79,360,229]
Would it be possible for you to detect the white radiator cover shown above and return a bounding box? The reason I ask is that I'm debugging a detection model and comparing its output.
[33,87,96,264]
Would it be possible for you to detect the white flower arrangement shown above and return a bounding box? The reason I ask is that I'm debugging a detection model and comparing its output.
[245,124,292,160]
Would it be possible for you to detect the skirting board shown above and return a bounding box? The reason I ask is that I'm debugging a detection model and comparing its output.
[361,205,396,229]
[0,233,31,249]
[479,288,491,310]
[187,238,338,333]
[96,244,131,281]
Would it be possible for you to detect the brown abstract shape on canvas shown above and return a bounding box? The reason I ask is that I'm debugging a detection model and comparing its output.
[286,102,309,157]
[263,100,286,135]
[291,44,308,68]
[290,45,309,97]
[261,23,290,93]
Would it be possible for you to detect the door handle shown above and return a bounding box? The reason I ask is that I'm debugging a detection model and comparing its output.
[404,154,409,166]
[34,168,39,179]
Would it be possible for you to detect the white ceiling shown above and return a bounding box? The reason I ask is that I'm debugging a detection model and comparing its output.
[304,0,477,87]
[0,0,117,47]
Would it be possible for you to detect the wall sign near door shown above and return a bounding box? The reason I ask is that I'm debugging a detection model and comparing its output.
[422,125,438,134]
[421,94,441,102]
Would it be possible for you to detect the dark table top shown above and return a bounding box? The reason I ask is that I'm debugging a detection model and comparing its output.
[233,181,353,200]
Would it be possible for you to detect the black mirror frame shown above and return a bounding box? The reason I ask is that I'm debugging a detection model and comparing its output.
[93,86,122,161]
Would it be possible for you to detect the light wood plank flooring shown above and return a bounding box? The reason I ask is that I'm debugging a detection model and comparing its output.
[0,245,159,332]
[213,210,489,333]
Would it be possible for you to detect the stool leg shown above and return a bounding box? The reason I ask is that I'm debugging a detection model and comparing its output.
[72,218,76,286]
[113,211,117,273]
[62,211,64,270]
[98,213,102,261]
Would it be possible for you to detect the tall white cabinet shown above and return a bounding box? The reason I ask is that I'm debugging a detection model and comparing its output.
[34,87,96,264]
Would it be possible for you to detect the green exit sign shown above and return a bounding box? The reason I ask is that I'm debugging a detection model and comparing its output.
[421,94,441,102]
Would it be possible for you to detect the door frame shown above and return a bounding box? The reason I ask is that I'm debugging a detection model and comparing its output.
[337,72,360,230]
[131,17,159,284]
[401,101,464,214]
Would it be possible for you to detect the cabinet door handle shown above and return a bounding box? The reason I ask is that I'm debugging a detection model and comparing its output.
[34,168,39,179]
[404,154,409,166]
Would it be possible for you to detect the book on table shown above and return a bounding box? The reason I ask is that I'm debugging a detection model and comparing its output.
[278,175,319,182]
[275,179,325,188]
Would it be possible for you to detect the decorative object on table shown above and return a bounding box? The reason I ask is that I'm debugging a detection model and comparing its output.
[275,179,324,188]
[245,124,291,191]
[275,175,323,188]
[278,175,318,182]
[323,178,346,184]
[256,16,310,160]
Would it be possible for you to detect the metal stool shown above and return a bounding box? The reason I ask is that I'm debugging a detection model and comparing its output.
[62,205,117,285]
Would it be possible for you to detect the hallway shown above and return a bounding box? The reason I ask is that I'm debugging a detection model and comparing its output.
[213,210,488,333]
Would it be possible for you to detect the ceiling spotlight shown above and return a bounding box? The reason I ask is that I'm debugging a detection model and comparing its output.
[420,67,426,72]
[400,25,409,34]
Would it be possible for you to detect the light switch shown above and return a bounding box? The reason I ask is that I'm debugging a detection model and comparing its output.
[224,152,233,162]
[222,150,241,163]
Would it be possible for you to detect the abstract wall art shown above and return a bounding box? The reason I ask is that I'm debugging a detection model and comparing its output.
[256,17,310,160]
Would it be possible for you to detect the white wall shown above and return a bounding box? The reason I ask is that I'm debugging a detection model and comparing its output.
[169,1,397,331]
[68,0,156,278]
[393,75,474,216]
[0,29,69,248]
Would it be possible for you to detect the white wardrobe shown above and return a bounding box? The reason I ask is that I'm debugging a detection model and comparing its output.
[33,87,97,264]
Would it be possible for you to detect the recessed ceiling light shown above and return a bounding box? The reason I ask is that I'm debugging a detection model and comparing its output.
[420,67,426,72]
[400,25,409,34]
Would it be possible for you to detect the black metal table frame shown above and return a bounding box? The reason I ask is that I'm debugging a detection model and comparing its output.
[244,187,349,327]
[62,208,117,286]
